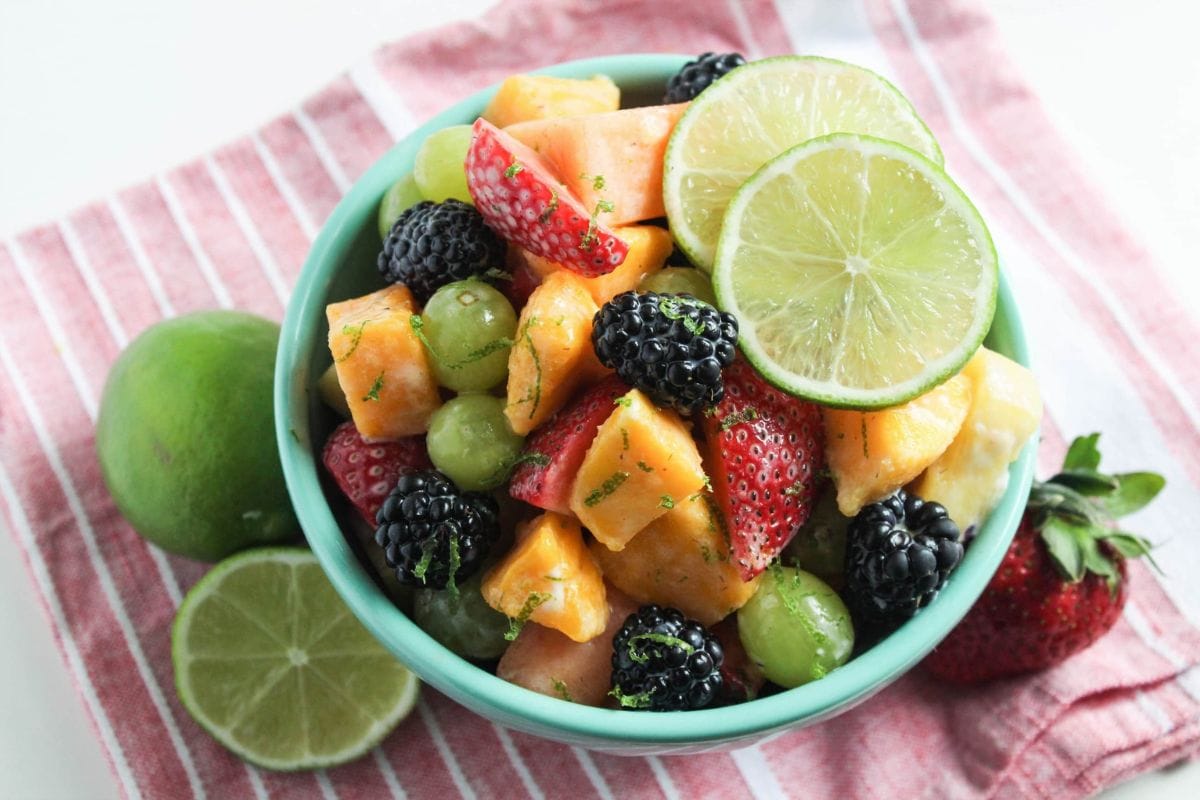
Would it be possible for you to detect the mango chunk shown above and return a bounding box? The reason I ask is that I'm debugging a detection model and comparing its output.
[483,75,620,128]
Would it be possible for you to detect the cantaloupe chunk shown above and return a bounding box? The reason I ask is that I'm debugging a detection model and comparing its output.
[326,285,440,440]
[505,271,606,435]
[506,104,688,225]
[590,493,758,625]
[911,348,1042,530]
[483,75,620,128]
[824,374,972,516]
[481,512,608,643]
[569,389,708,550]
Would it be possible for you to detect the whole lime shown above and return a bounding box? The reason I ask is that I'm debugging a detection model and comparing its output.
[96,311,297,561]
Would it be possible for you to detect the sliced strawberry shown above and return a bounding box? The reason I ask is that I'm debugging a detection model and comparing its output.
[702,359,825,580]
[321,421,431,524]
[465,118,628,278]
[500,244,544,311]
[509,375,628,514]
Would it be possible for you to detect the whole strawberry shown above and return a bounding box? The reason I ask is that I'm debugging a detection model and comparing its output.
[923,434,1164,683]
[321,421,432,523]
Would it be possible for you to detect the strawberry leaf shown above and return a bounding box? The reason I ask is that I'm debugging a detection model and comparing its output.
[1101,531,1153,560]
[1049,469,1119,496]
[1062,433,1102,471]
[1041,518,1086,582]
[1103,472,1166,517]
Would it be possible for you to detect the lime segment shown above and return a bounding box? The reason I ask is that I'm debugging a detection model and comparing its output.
[713,134,997,409]
[172,548,418,770]
[664,56,942,271]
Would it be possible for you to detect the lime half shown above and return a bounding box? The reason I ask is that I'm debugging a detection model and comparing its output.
[664,56,942,271]
[172,548,418,770]
[713,134,997,409]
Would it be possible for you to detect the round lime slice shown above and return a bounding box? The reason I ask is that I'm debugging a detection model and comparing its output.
[664,55,942,272]
[713,133,997,409]
[172,548,418,770]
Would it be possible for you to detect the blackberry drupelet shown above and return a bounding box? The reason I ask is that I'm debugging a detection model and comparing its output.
[591,291,737,414]
[844,490,964,626]
[374,470,499,590]
[378,199,504,302]
[611,605,724,711]
[664,52,747,103]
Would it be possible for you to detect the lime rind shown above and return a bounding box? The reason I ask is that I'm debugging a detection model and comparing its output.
[664,55,943,272]
[712,133,997,409]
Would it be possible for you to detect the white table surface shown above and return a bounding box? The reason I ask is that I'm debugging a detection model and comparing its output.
[0,1,1197,797]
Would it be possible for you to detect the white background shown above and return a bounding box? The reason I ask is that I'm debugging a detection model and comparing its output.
[0,0,1197,797]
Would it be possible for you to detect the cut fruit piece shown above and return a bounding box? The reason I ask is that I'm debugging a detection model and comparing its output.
[664,55,943,271]
[481,512,608,643]
[911,348,1042,530]
[504,271,606,436]
[172,548,418,770]
[713,134,997,409]
[589,493,759,625]
[327,285,442,439]
[321,420,431,524]
[568,389,708,551]
[824,373,972,516]
[507,103,688,225]
[317,363,350,418]
[483,74,620,128]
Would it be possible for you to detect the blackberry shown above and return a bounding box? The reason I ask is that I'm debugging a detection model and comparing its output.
[591,291,737,414]
[373,470,499,590]
[611,605,724,711]
[844,490,964,626]
[378,199,504,302]
[664,52,747,103]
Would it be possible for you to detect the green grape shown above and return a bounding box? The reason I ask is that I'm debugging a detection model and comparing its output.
[413,571,509,660]
[413,125,474,204]
[737,566,853,688]
[640,266,718,306]
[377,173,424,240]
[783,490,849,589]
[420,280,516,392]
[427,394,524,491]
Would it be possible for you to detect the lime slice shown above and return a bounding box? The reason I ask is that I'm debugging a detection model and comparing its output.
[664,56,942,271]
[172,548,418,770]
[713,134,997,409]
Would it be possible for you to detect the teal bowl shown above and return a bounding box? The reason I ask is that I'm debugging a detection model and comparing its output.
[275,54,1036,754]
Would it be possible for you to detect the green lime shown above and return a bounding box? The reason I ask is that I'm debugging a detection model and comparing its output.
[713,134,996,408]
[96,311,297,561]
[172,548,418,770]
[664,56,942,271]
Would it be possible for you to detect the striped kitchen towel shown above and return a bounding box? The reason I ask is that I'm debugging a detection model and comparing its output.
[1,0,1198,798]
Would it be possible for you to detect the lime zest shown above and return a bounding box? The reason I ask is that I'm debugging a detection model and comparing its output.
[504,159,523,179]
[409,314,513,370]
[636,461,654,473]
[719,406,758,431]
[336,320,371,362]
[626,632,694,664]
[362,372,385,402]
[584,471,630,507]
[614,395,632,408]
[504,591,551,641]
[550,678,573,702]
[538,190,559,224]
[608,686,654,709]
[659,495,675,510]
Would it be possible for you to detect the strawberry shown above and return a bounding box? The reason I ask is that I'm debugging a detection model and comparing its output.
[321,421,432,524]
[500,244,543,311]
[923,433,1164,684]
[509,375,628,515]
[702,359,825,580]
[465,118,628,277]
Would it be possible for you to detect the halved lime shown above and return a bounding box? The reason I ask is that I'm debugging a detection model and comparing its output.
[713,134,997,409]
[172,548,418,770]
[664,56,942,271]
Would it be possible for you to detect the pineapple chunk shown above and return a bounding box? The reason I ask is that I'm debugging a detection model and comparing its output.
[590,493,758,625]
[912,348,1042,530]
[326,285,440,439]
[483,75,619,128]
[569,389,707,550]
[824,374,972,515]
[481,512,608,643]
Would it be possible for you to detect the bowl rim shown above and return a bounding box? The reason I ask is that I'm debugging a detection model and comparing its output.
[275,53,1036,745]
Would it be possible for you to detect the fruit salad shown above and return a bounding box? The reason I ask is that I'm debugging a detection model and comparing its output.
[317,54,1043,711]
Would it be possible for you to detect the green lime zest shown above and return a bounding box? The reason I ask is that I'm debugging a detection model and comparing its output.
[409,314,513,370]
[608,686,654,709]
[657,296,706,336]
[550,678,573,702]
[584,471,629,507]
[626,632,694,664]
[362,372,385,402]
[504,591,551,641]
[538,190,559,224]
[720,406,758,431]
[614,395,632,408]
[636,461,654,473]
[336,320,371,362]
[504,159,523,179]
[659,495,675,509]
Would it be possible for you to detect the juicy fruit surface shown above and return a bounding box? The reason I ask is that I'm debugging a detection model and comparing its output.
[913,348,1042,530]
[640,266,717,306]
[569,389,708,551]
[327,284,441,439]
[665,56,943,270]
[421,279,517,392]
[703,360,825,579]
[172,549,417,769]
[413,125,474,203]
[483,74,620,128]
[713,134,997,408]
[96,311,295,561]
[610,605,725,711]
[466,118,629,276]
[321,421,431,523]
[427,394,525,491]
[824,373,972,516]
[482,512,609,643]
[506,103,688,226]
[378,174,424,240]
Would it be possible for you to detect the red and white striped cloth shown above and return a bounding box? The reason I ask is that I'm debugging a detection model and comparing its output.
[1,1,1198,798]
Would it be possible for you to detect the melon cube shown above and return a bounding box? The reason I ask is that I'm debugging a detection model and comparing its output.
[483,75,620,128]
[569,389,708,550]
[326,285,440,440]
